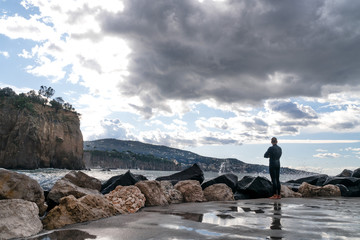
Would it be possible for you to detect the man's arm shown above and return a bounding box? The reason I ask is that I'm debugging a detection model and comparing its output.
[264,147,271,158]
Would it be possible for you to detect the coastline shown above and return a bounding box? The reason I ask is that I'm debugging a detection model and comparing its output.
[27,197,360,240]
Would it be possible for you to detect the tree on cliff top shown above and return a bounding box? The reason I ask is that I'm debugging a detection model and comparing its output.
[0,86,78,114]
[38,86,55,99]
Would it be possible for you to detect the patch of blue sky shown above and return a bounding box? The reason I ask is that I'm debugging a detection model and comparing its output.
[0,39,43,88]
[283,132,360,141]
[194,103,236,118]
[49,81,89,104]
[60,33,69,42]
[1,0,39,18]
[282,142,360,172]
[180,103,236,130]
[106,111,146,130]
[290,97,334,113]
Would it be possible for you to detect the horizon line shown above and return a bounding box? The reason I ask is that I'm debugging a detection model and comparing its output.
[248,139,360,144]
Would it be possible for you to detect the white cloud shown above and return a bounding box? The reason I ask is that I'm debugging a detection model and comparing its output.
[313,153,341,159]
[316,149,328,152]
[345,147,360,152]
[0,14,56,41]
[0,51,9,58]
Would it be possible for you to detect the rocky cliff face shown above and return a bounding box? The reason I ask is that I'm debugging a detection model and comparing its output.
[0,98,84,169]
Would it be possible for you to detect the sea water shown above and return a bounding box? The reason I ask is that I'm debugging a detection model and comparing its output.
[14,168,312,191]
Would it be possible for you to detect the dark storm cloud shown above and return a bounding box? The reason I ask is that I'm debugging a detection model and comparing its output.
[101,0,360,115]
[269,101,318,119]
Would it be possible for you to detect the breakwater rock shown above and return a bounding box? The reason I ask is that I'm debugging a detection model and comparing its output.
[1,166,360,239]
[0,199,43,239]
[0,168,47,215]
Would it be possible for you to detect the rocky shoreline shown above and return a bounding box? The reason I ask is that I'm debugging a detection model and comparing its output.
[1,164,360,239]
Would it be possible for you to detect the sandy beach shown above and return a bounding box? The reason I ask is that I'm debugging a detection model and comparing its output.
[27,197,360,240]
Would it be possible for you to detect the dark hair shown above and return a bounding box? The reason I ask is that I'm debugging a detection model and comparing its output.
[271,137,278,144]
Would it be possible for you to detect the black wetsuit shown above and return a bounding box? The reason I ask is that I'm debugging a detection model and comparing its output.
[264,144,282,195]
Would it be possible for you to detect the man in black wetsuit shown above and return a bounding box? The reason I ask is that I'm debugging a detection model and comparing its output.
[264,137,282,199]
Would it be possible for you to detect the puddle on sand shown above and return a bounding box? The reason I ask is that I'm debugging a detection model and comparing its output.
[167,203,276,227]
[157,202,284,239]
[160,224,226,237]
[25,229,96,240]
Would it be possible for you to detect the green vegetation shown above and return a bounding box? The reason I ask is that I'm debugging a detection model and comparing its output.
[0,86,77,114]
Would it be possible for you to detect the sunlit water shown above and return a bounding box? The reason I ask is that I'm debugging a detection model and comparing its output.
[14,168,312,191]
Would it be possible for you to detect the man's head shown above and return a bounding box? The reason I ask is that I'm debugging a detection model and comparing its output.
[271,137,278,145]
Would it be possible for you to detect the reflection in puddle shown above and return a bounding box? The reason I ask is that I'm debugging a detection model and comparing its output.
[164,202,284,239]
[25,229,96,240]
[269,202,283,240]
[168,204,271,227]
[160,224,225,237]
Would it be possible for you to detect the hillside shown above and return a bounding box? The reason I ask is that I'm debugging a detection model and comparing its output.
[84,138,309,174]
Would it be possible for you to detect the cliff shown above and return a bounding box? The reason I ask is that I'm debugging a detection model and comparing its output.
[0,96,84,169]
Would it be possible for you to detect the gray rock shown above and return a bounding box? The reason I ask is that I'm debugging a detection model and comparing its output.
[352,168,360,178]
[47,171,101,204]
[63,170,101,191]
[42,194,119,230]
[105,185,146,213]
[0,199,43,239]
[298,182,341,197]
[135,180,169,206]
[336,169,353,177]
[201,173,238,192]
[174,180,206,202]
[281,185,302,198]
[236,176,273,199]
[286,174,329,186]
[0,169,47,215]
[156,163,205,185]
[160,181,183,204]
[203,183,234,201]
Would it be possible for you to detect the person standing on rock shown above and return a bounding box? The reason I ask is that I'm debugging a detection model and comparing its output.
[264,137,282,199]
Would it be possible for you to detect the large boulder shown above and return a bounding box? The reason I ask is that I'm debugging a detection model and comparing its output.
[236,176,273,199]
[298,182,341,197]
[174,180,206,202]
[105,185,145,213]
[101,170,147,194]
[336,169,353,177]
[286,174,329,186]
[160,181,183,204]
[323,177,360,187]
[323,177,360,197]
[156,163,205,185]
[352,168,360,178]
[63,170,101,191]
[0,199,43,239]
[203,183,234,201]
[135,180,169,206]
[0,169,47,215]
[47,171,101,204]
[42,194,119,230]
[281,185,302,198]
[201,173,238,192]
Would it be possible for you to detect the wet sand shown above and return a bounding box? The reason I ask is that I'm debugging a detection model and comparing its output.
[28,197,360,240]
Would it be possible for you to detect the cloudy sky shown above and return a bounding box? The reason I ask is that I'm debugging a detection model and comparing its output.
[1,0,360,175]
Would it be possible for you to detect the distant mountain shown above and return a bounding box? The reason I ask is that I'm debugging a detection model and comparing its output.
[84,138,310,174]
